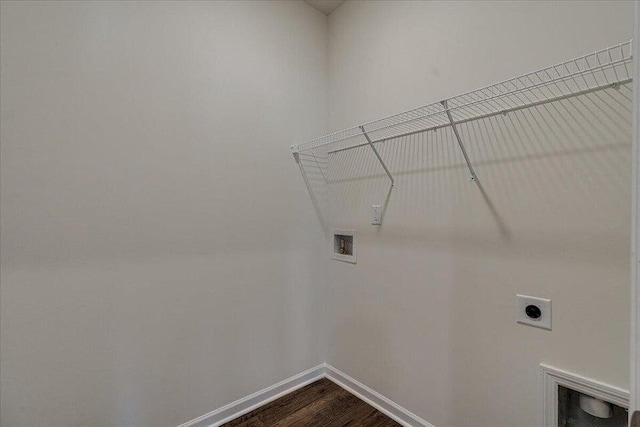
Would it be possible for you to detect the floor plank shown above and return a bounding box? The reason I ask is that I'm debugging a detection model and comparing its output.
[221,378,401,427]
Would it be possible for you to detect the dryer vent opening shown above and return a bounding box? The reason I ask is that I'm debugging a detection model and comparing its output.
[558,386,627,427]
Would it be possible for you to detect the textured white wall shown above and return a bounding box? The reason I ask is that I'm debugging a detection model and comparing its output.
[0,1,328,426]
[2,2,635,427]
[325,2,634,427]
[631,1,640,417]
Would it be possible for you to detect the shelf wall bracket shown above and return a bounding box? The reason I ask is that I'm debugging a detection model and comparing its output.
[441,100,479,183]
[292,151,327,231]
[359,126,395,187]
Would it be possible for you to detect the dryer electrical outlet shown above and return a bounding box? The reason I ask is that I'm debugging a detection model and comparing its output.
[516,295,552,330]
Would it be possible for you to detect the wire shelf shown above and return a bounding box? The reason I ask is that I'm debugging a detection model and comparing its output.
[291,40,633,155]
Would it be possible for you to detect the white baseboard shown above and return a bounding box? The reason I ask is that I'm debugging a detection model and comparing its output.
[177,363,435,427]
[324,364,435,427]
[176,364,326,427]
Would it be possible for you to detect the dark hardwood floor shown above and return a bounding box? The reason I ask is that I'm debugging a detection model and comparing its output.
[222,378,402,427]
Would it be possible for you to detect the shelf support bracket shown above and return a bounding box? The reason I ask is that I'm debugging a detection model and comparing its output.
[441,100,479,183]
[359,126,395,187]
[292,151,327,231]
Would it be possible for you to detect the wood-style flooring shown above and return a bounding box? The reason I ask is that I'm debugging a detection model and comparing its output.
[222,378,402,427]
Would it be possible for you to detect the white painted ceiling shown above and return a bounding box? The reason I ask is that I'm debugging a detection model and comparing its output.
[303,0,346,16]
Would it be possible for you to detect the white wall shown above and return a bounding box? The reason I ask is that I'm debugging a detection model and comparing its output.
[325,2,634,427]
[0,2,328,426]
[633,2,640,419]
[2,2,635,427]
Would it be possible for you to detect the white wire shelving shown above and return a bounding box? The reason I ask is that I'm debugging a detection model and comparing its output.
[291,40,633,188]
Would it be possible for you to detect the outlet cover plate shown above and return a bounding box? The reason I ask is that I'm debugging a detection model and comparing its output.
[516,294,552,330]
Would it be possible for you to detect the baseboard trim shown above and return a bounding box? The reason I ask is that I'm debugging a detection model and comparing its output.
[176,364,326,427]
[177,363,434,427]
[324,365,435,427]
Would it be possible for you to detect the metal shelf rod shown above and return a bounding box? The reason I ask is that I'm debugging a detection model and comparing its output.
[326,78,631,155]
[442,100,479,183]
[293,40,632,155]
[360,126,395,187]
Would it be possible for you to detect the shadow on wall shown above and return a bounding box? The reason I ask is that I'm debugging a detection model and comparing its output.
[297,82,631,254]
[297,83,631,425]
